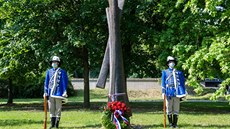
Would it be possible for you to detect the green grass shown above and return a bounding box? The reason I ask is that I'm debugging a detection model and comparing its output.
[0,89,230,129]
[0,101,229,129]
[0,89,226,104]
[0,107,229,129]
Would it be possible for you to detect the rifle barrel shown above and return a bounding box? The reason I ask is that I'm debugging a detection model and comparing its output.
[44,96,47,129]
[163,95,166,128]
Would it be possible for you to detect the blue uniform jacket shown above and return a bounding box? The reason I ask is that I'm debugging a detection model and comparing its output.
[161,68,186,98]
[44,68,68,97]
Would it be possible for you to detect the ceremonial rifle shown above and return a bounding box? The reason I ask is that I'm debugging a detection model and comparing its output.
[163,94,166,128]
[43,96,48,129]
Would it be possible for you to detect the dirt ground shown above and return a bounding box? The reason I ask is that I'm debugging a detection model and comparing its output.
[128,89,162,99]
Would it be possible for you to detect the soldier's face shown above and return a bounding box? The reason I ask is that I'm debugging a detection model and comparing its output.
[52,61,59,68]
[168,61,175,68]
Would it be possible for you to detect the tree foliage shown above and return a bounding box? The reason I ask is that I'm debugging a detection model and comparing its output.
[176,0,230,100]
[0,0,229,101]
[0,0,107,100]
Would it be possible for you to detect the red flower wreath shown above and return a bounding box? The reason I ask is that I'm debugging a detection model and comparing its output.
[102,101,131,129]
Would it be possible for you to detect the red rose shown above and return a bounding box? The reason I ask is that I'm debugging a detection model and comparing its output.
[117,106,121,110]
[121,103,126,108]
[108,103,111,108]
[117,101,121,106]
[112,106,117,111]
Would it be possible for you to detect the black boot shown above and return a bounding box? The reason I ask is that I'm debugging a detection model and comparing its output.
[173,114,178,128]
[55,117,60,128]
[49,117,56,129]
[167,114,173,128]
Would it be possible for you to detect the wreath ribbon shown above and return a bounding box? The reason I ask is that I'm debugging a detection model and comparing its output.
[113,110,129,129]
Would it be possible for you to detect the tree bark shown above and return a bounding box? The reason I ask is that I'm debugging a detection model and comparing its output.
[82,46,90,108]
[7,78,13,104]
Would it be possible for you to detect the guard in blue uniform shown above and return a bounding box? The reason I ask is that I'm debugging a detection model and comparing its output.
[162,56,186,128]
[44,56,68,129]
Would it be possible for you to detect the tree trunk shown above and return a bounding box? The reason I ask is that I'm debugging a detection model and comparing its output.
[82,46,90,108]
[7,78,13,104]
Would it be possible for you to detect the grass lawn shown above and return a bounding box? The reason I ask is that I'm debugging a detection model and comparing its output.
[0,89,230,129]
[0,109,229,129]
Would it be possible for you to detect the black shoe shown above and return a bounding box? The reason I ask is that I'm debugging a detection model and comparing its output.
[55,117,60,128]
[168,114,173,128]
[173,114,178,128]
[49,117,56,129]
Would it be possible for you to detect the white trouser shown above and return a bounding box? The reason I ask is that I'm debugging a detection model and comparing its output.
[48,97,62,118]
[166,97,180,115]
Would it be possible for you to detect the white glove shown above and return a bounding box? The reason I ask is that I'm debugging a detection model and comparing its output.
[43,93,48,98]
[162,93,165,99]
[62,92,68,98]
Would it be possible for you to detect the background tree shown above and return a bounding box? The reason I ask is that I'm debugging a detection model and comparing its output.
[0,0,229,103]
[0,0,108,106]
[176,0,230,100]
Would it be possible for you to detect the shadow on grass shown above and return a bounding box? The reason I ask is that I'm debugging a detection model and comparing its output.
[134,123,230,129]
[58,124,101,129]
[0,119,43,127]
[0,103,44,111]
[1,101,229,114]
[0,119,101,129]
[179,124,230,129]
[133,124,162,129]
[129,101,230,115]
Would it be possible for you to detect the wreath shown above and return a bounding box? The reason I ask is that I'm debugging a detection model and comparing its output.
[101,101,131,129]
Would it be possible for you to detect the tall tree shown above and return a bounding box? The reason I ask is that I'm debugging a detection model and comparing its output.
[176,0,230,100]
[0,0,108,105]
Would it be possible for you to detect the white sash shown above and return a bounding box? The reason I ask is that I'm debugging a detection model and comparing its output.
[50,68,66,99]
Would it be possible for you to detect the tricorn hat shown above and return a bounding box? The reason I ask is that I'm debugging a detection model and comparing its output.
[166,56,177,66]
